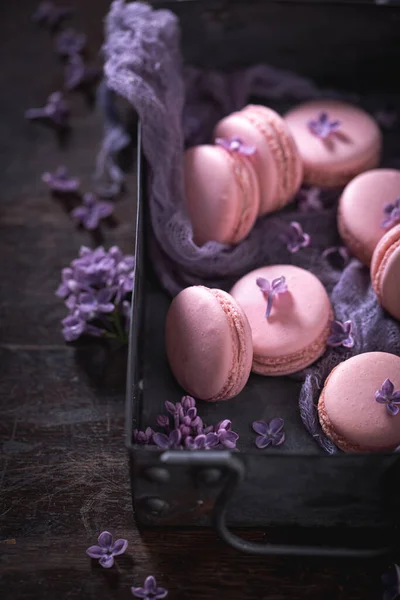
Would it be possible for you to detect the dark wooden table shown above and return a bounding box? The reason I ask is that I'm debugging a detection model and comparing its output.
[0,1,393,598]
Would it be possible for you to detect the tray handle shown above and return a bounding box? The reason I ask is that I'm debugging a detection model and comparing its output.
[161,451,391,558]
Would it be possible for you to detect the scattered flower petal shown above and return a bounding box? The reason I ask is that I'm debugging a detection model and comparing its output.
[284,221,310,253]
[42,166,80,193]
[131,576,168,599]
[375,379,400,416]
[307,112,341,139]
[215,136,256,156]
[327,320,354,349]
[297,187,323,212]
[71,193,113,230]
[86,531,128,569]
[25,91,69,129]
[252,419,285,449]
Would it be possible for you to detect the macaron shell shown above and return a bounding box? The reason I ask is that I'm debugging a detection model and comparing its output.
[284,100,382,187]
[184,145,260,246]
[213,112,280,215]
[318,352,400,452]
[338,169,400,266]
[371,224,400,321]
[230,265,332,375]
[165,286,252,401]
[241,105,303,211]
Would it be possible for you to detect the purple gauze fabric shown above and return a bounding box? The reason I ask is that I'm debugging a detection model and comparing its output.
[101,1,400,453]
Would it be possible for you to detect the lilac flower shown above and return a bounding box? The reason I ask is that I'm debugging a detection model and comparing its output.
[215,137,256,156]
[327,320,354,349]
[78,288,116,318]
[156,415,169,428]
[134,427,154,445]
[131,576,168,599]
[215,420,239,449]
[252,419,285,449]
[57,246,134,342]
[284,221,310,253]
[32,2,72,29]
[61,312,86,342]
[64,54,101,91]
[381,198,400,230]
[71,193,114,230]
[185,432,219,450]
[86,531,128,569]
[322,246,350,269]
[307,112,341,139]
[382,564,400,600]
[256,276,288,318]
[55,28,86,57]
[297,187,323,212]
[152,429,182,450]
[42,166,80,194]
[25,91,69,129]
[375,379,400,416]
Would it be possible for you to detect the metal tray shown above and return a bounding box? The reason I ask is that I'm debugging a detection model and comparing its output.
[125,0,400,557]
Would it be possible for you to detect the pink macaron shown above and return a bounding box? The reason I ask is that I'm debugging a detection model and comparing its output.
[338,169,400,266]
[165,286,253,401]
[318,352,400,453]
[371,224,400,321]
[213,104,303,216]
[184,144,260,246]
[284,100,382,187]
[230,265,333,376]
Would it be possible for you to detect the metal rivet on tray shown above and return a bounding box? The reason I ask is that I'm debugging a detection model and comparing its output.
[197,468,222,486]
[142,497,170,515]
[143,467,171,483]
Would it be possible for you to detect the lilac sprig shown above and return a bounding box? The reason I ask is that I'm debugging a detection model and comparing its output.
[131,576,168,599]
[55,28,86,57]
[86,531,128,569]
[252,419,285,449]
[25,91,69,129]
[215,137,256,156]
[381,198,400,230]
[327,320,354,349]
[375,379,400,416]
[307,112,341,139]
[134,397,239,451]
[42,166,80,194]
[71,193,114,230]
[284,221,310,253]
[56,246,134,343]
[256,276,288,318]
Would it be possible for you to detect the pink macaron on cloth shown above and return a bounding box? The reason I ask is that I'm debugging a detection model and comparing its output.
[100,1,400,453]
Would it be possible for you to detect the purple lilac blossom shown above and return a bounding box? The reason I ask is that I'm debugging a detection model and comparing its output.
[25,91,69,128]
[215,137,256,156]
[284,221,310,253]
[135,397,239,450]
[296,187,323,212]
[55,28,86,57]
[86,531,128,568]
[42,166,80,193]
[131,576,168,599]
[307,112,341,139]
[327,320,354,349]
[56,246,134,342]
[381,198,400,230]
[252,419,285,448]
[64,54,101,91]
[375,379,400,416]
[71,193,114,230]
[256,276,288,318]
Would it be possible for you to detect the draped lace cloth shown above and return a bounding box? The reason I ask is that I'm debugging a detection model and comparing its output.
[101,0,400,453]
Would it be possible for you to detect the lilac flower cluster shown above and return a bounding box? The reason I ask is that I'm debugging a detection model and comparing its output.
[134,396,239,450]
[56,246,134,342]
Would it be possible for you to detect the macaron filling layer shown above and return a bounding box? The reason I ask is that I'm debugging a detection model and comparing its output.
[206,288,250,401]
